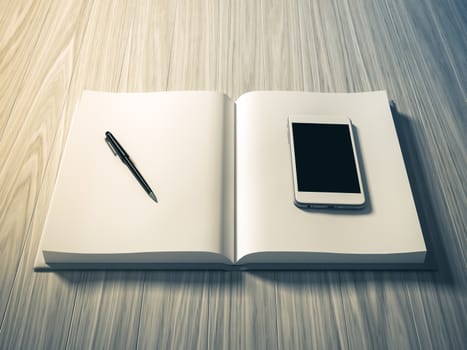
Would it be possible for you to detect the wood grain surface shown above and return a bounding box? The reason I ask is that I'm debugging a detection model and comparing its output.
[0,1,465,349]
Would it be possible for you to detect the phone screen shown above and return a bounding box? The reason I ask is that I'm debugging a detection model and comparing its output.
[291,123,361,193]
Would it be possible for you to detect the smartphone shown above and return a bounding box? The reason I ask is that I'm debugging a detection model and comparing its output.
[288,115,366,208]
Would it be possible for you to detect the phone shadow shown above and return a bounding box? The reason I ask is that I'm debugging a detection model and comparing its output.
[297,125,373,216]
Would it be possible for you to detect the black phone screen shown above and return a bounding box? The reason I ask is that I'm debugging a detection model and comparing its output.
[291,122,361,193]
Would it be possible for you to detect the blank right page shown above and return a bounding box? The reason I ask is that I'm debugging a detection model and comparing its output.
[235,91,426,264]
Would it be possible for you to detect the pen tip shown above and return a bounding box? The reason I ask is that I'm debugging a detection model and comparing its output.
[149,192,158,203]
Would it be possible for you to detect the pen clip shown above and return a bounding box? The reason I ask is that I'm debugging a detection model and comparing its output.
[105,136,118,156]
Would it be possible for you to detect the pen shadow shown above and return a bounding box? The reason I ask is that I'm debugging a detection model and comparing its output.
[297,125,373,215]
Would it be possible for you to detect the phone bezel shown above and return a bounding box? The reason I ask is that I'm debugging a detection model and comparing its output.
[288,115,366,208]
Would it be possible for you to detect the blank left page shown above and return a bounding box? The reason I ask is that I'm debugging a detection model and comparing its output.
[39,91,234,264]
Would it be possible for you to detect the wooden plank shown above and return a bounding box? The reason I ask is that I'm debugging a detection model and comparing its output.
[206,271,243,350]
[226,0,265,98]
[165,0,221,91]
[120,0,176,91]
[242,272,279,350]
[340,272,421,349]
[0,0,51,135]
[208,271,278,350]
[135,2,216,348]
[405,273,467,350]
[260,0,304,91]
[276,272,348,349]
[0,1,147,349]
[66,271,145,350]
[411,0,467,99]
[137,272,210,349]
[59,2,146,349]
[208,2,293,348]
[294,1,467,349]
[209,2,279,348]
[0,0,88,326]
[66,1,177,349]
[0,1,466,349]
[0,1,90,348]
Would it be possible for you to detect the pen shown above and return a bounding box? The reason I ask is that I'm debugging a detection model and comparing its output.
[105,131,158,203]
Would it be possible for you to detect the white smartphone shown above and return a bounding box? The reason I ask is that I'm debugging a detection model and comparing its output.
[288,115,366,209]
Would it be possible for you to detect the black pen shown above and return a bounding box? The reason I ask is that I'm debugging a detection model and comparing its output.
[105,131,158,203]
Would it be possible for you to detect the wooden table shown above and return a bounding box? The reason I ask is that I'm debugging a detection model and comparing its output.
[1,1,465,349]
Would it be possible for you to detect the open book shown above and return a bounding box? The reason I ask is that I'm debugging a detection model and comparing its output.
[34,90,426,270]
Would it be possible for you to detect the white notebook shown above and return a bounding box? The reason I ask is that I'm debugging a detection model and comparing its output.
[34,90,426,270]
